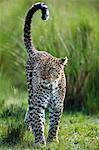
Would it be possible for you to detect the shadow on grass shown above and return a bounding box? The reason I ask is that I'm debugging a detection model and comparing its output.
[0,104,27,146]
[1,122,25,145]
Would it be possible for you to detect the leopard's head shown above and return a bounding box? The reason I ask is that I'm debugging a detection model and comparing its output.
[41,56,68,82]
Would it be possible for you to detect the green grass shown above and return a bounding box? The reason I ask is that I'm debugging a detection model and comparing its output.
[0,94,99,150]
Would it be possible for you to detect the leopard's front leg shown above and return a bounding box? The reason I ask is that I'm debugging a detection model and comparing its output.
[25,61,46,147]
[47,107,63,142]
[31,107,46,146]
[26,105,46,147]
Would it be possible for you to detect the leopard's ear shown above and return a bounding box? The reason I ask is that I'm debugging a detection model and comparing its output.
[59,57,68,65]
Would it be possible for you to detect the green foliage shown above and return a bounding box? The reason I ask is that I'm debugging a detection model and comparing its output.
[1,104,25,119]
[0,1,99,112]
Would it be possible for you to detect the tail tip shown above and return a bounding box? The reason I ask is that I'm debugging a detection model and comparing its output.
[40,3,49,21]
[41,11,49,21]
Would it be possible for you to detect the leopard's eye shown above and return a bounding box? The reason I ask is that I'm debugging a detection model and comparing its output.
[48,68,52,72]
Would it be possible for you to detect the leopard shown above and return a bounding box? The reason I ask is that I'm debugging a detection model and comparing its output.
[23,2,68,147]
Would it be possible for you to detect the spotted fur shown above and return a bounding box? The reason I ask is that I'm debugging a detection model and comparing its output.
[24,2,67,147]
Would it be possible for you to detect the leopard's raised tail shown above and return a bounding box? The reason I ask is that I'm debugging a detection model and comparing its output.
[24,2,49,57]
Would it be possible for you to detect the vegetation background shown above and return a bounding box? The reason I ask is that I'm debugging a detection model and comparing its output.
[0,0,99,149]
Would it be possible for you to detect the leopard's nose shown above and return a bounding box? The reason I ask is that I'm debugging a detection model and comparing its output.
[42,76,47,80]
[42,75,51,80]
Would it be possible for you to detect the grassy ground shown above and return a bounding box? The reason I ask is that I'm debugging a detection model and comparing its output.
[0,93,99,150]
